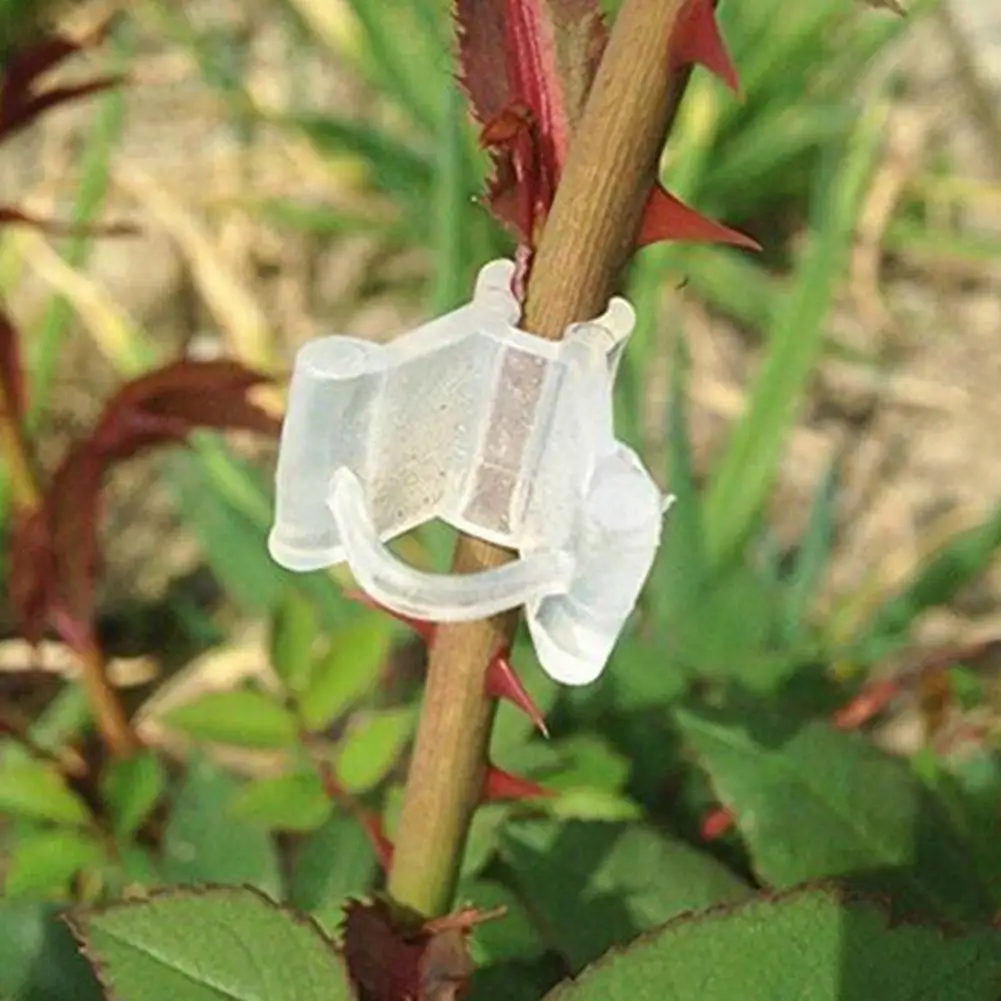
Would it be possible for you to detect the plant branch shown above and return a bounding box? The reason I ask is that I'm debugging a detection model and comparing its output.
[0,338,138,759]
[388,0,695,917]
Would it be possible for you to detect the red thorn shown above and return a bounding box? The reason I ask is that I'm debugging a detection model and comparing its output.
[670,0,740,94]
[832,679,900,731]
[482,764,554,802]
[486,650,549,738]
[361,813,394,871]
[701,806,735,841]
[344,589,436,642]
[637,185,761,251]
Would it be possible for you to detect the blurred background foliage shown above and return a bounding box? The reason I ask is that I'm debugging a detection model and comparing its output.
[3,0,1001,998]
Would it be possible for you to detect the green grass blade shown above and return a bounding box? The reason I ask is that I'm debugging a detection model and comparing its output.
[283,112,433,219]
[650,340,707,620]
[339,0,446,134]
[430,78,470,313]
[855,500,1001,655]
[779,454,840,645]
[26,54,128,428]
[704,99,888,567]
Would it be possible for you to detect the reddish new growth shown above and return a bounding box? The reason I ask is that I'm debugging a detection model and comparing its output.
[342,897,504,1001]
[456,0,759,295]
[8,361,280,653]
[0,21,127,236]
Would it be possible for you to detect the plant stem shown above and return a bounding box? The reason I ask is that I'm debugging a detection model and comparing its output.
[76,633,139,758]
[0,311,138,758]
[387,0,693,917]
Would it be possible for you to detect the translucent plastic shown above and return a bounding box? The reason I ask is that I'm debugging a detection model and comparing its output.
[268,259,667,685]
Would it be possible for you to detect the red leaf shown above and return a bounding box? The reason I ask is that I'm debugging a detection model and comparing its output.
[0,78,124,141]
[7,507,55,645]
[0,308,26,426]
[0,24,122,143]
[6,359,279,646]
[92,359,280,460]
[342,898,426,1001]
[0,206,139,238]
[457,0,754,276]
[637,184,760,250]
[669,0,739,93]
[342,899,495,1000]
[456,0,607,249]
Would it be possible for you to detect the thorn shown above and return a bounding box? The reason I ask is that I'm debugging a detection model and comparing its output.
[481,764,554,802]
[637,185,761,251]
[670,0,740,94]
[486,650,549,737]
[361,813,394,871]
[832,679,900,730]
[700,806,735,841]
[344,589,436,642]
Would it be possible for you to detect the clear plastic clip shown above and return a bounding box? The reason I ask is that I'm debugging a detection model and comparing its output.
[268,259,667,685]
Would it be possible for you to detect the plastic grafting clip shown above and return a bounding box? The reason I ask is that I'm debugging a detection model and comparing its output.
[268,259,668,685]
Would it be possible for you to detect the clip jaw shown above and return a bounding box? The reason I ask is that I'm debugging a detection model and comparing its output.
[268,259,667,685]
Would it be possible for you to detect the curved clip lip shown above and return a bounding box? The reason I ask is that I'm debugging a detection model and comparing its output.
[327,468,574,623]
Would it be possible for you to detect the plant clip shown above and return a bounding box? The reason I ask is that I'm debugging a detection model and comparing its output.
[269,259,669,686]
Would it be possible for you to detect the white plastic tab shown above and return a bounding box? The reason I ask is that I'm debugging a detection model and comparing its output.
[268,259,666,685]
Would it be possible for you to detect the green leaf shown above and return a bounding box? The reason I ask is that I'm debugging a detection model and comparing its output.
[288,814,378,934]
[334,706,416,794]
[70,887,353,1001]
[543,886,1001,1001]
[270,591,321,696]
[674,702,993,921]
[0,901,102,1001]
[4,829,105,899]
[545,735,631,793]
[162,756,282,896]
[461,879,545,965]
[101,750,166,839]
[163,689,297,749]
[858,499,1001,651]
[503,820,751,972]
[229,771,332,833]
[459,803,511,880]
[0,757,91,827]
[546,789,642,823]
[167,444,349,626]
[496,733,629,794]
[300,617,393,732]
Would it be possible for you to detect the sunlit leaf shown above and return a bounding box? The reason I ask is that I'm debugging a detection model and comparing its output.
[543,886,1001,1000]
[161,756,282,895]
[162,689,297,749]
[71,888,353,1001]
[0,757,90,827]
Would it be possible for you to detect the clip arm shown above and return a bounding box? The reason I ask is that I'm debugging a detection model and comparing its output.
[328,469,574,622]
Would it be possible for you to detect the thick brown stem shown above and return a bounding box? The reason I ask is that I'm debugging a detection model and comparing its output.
[387,0,691,916]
